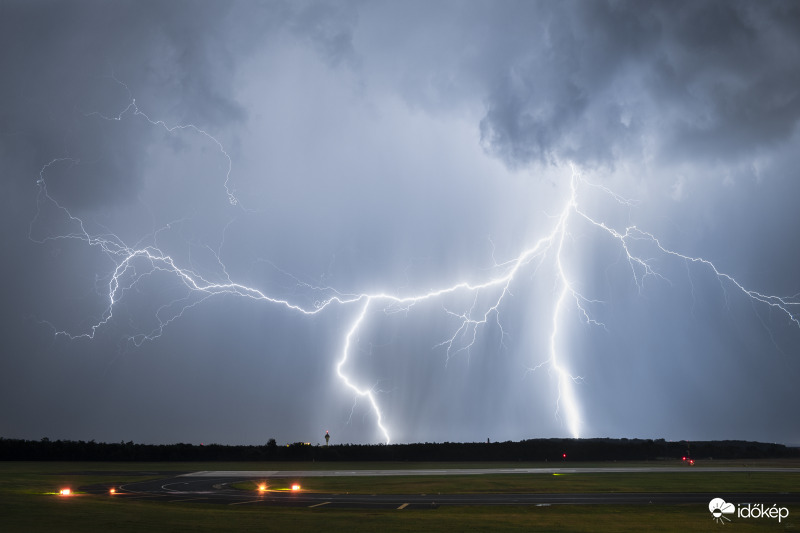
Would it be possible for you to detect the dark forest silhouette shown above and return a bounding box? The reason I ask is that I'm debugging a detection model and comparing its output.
[1,437,796,462]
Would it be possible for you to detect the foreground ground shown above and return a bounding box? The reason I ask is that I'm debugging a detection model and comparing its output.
[1,460,797,532]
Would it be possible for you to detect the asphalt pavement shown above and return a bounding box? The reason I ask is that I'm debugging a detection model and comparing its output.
[78,467,800,510]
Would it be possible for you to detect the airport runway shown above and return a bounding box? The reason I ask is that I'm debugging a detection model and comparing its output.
[181,466,800,477]
[80,467,800,509]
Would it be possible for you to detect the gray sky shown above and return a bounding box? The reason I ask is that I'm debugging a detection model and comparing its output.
[1,0,799,445]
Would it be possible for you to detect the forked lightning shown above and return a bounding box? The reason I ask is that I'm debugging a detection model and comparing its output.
[31,88,799,443]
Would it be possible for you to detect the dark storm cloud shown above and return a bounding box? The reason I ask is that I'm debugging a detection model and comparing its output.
[476,0,800,168]
[0,0,254,210]
[4,1,799,193]
[0,0,368,210]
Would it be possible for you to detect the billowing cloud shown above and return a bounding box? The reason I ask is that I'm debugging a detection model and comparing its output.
[475,1,800,169]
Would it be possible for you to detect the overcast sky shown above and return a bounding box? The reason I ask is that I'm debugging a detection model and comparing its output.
[1,0,799,446]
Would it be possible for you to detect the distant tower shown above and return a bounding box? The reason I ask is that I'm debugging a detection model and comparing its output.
[325,431,330,446]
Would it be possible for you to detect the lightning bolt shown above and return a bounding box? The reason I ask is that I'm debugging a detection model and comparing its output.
[82,75,239,207]
[31,86,800,444]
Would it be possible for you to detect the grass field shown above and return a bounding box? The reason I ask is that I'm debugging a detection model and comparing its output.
[1,460,797,532]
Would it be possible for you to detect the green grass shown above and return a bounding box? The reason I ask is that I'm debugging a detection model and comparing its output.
[1,461,797,532]
[1,493,795,532]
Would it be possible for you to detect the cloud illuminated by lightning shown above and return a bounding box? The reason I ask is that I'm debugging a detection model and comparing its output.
[30,85,800,444]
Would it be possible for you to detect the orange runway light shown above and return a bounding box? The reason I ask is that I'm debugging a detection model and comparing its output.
[59,488,72,496]
[257,483,267,492]
[291,484,301,491]
[109,488,116,494]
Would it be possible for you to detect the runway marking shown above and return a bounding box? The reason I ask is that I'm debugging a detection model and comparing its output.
[397,503,409,509]
[309,501,331,508]
[229,500,260,506]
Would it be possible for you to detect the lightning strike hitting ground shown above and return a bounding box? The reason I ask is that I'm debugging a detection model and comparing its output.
[31,89,800,444]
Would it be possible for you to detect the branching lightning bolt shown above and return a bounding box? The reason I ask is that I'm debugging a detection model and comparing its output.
[31,86,800,443]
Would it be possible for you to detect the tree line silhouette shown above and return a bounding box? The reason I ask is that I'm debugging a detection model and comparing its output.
[1,437,796,462]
